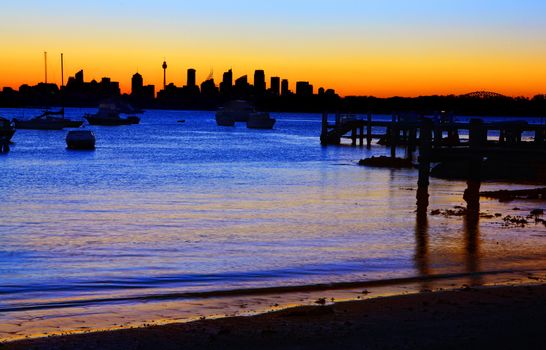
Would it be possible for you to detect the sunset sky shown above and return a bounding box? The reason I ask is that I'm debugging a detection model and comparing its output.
[1,0,545,97]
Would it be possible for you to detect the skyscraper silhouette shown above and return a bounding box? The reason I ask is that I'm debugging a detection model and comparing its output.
[254,70,266,96]
[187,68,196,88]
[220,69,233,96]
[270,77,280,96]
[281,79,289,96]
[131,72,143,96]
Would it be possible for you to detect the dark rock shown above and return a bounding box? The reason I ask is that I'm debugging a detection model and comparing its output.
[314,298,327,305]
[502,215,528,227]
[530,209,544,216]
[358,156,414,169]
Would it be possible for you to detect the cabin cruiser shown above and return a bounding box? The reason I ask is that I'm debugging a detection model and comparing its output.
[84,103,140,126]
[215,100,254,126]
[246,112,276,129]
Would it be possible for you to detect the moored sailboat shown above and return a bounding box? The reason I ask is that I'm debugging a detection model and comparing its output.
[12,109,83,130]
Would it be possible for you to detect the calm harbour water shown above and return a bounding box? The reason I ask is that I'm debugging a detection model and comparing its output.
[0,109,545,338]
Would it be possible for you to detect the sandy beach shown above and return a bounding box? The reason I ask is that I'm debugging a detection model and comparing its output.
[3,283,545,350]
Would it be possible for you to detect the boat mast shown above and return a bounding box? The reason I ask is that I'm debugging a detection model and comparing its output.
[44,51,48,84]
[60,53,65,116]
[61,53,64,88]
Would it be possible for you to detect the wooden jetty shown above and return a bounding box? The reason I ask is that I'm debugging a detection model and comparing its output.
[321,113,546,218]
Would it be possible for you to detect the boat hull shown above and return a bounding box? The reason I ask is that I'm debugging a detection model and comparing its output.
[63,120,84,128]
[0,128,15,142]
[1,117,15,140]
[246,113,276,129]
[13,119,65,130]
[66,130,96,150]
[215,113,235,126]
[85,115,140,126]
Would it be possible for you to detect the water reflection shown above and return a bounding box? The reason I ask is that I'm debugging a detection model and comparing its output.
[414,208,430,290]
[413,181,483,287]
[464,214,482,285]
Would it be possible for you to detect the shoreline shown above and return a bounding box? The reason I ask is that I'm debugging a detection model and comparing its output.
[1,268,545,343]
[3,268,539,313]
[3,282,546,349]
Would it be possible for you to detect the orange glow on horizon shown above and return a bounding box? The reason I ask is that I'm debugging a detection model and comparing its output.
[1,51,544,98]
[1,34,545,98]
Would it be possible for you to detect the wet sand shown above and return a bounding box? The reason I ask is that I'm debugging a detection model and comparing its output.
[3,283,546,350]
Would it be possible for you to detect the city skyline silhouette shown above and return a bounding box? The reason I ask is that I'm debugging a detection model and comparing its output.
[1,1,545,97]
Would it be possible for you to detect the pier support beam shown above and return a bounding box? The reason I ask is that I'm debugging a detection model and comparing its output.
[433,125,442,147]
[351,127,357,147]
[390,115,398,158]
[406,127,417,161]
[366,113,372,149]
[320,112,328,146]
[535,127,545,146]
[416,119,433,216]
[359,125,364,147]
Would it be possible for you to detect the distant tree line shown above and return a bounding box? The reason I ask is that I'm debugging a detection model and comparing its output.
[341,94,546,117]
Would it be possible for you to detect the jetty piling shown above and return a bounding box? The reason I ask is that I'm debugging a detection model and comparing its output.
[416,119,432,216]
[366,113,372,149]
[390,115,398,159]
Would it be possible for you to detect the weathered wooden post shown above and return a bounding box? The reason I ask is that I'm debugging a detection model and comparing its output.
[446,124,455,147]
[463,119,484,223]
[320,112,328,146]
[499,127,506,144]
[391,114,398,158]
[359,124,364,147]
[351,127,357,147]
[534,126,544,146]
[516,126,522,144]
[416,118,433,216]
[433,124,443,147]
[453,127,461,146]
[366,113,372,149]
[407,127,417,161]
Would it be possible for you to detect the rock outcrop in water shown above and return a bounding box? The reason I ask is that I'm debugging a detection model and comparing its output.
[358,156,414,169]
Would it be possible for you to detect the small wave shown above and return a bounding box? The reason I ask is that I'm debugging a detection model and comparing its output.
[1,268,542,313]
[0,261,383,296]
